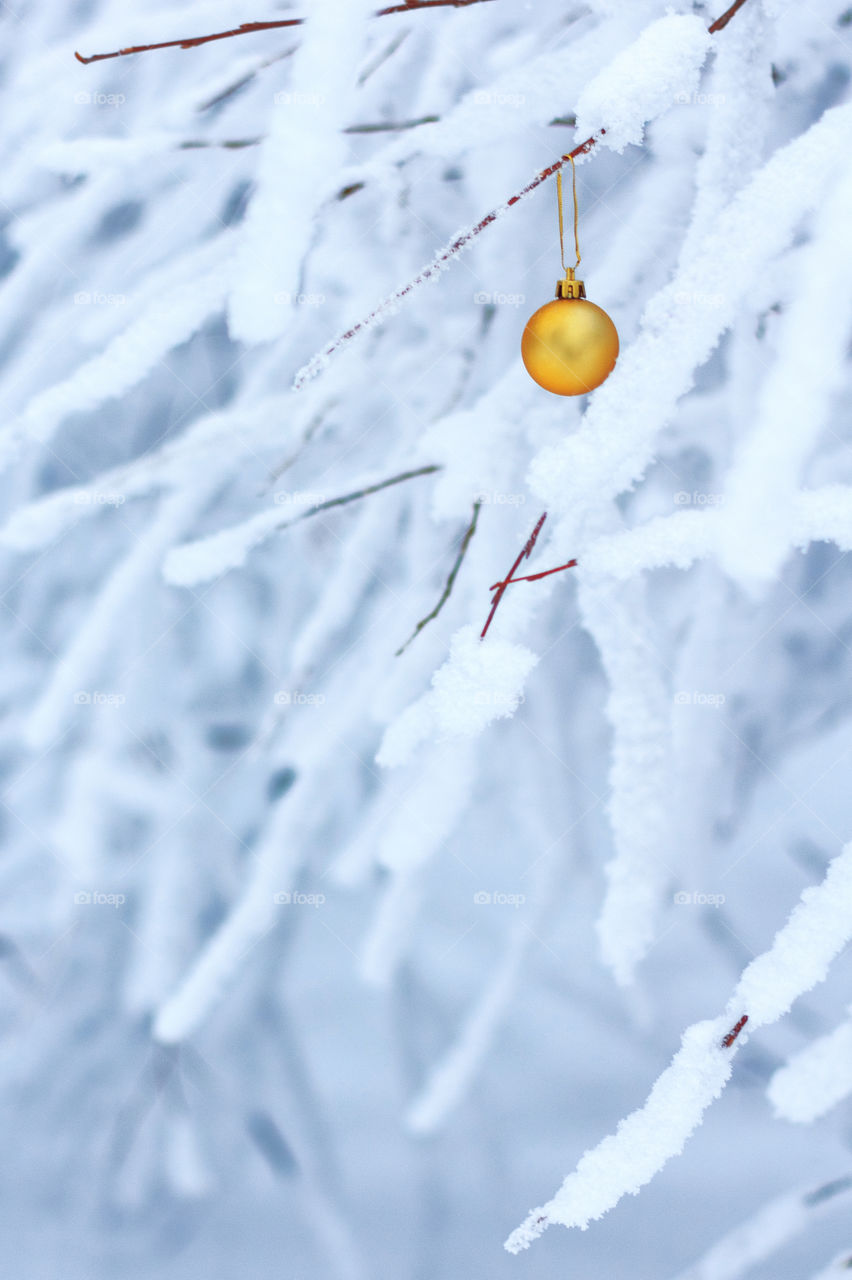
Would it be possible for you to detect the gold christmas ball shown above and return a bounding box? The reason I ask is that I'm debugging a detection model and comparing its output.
[521,293,619,397]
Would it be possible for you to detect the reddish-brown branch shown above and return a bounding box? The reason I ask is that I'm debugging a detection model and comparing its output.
[76,19,299,63]
[721,1014,748,1048]
[296,0,751,386]
[708,0,749,34]
[297,131,601,385]
[481,512,547,639]
[489,559,577,591]
[75,0,495,64]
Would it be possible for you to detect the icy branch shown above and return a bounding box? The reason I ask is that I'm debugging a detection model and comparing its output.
[579,574,674,985]
[506,841,852,1251]
[294,4,752,386]
[768,1014,852,1124]
[670,1174,852,1280]
[528,100,852,527]
[717,160,852,586]
[163,465,440,587]
[0,239,231,473]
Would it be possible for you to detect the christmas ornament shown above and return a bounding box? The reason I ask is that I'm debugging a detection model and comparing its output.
[521,156,619,396]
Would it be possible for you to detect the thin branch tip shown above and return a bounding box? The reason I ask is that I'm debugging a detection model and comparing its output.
[74,0,495,64]
[721,1014,749,1048]
[397,501,481,655]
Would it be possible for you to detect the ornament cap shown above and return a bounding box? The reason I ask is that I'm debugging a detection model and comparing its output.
[555,268,586,300]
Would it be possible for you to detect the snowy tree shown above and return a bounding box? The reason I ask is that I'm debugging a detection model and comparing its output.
[1,0,852,1276]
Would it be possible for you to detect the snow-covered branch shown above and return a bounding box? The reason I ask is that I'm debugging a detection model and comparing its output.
[506,841,852,1250]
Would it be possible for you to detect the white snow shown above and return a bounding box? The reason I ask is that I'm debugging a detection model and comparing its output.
[506,842,852,1250]
[227,0,375,343]
[2,1,852,1273]
[716,161,852,586]
[527,100,852,524]
[768,1017,852,1124]
[377,624,538,766]
[574,15,711,153]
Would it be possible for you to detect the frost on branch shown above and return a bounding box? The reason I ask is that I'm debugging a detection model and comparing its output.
[716,160,852,586]
[4,0,852,1272]
[578,573,673,985]
[768,1016,852,1125]
[527,100,852,526]
[574,14,711,153]
[670,1175,852,1280]
[227,0,375,343]
[506,841,852,1251]
[377,624,538,766]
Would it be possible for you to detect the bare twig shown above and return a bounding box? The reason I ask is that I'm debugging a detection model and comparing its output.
[179,137,261,150]
[295,132,601,388]
[358,29,409,85]
[295,0,752,387]
[347,113,576,134]
[481,513,578,638]
[379,0,494,14]
[77,18,301,63]
[708,0,749,33]
[276,464,441,533]
[266,403,336,486]
[721,1014,748,1048]
[345,115,440,133]
[179,113,580,152]
[75,0,496,64]
[197,46,296,112]
[481,511,547,640]
[396,501,481,655]
[488,558,577,590]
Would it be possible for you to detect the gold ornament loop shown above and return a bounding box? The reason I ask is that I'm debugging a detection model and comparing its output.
[556,155,581,275]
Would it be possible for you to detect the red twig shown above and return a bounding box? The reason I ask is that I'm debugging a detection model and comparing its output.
[75,0,495,64]
[489,559,577,591]
[481,512,548,639]
[721,1014,748,1048]
[708,0,749,34]
[296,132,600,386]
[295,0,751,387]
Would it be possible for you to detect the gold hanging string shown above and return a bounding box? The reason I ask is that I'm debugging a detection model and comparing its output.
[556,155,581,273]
